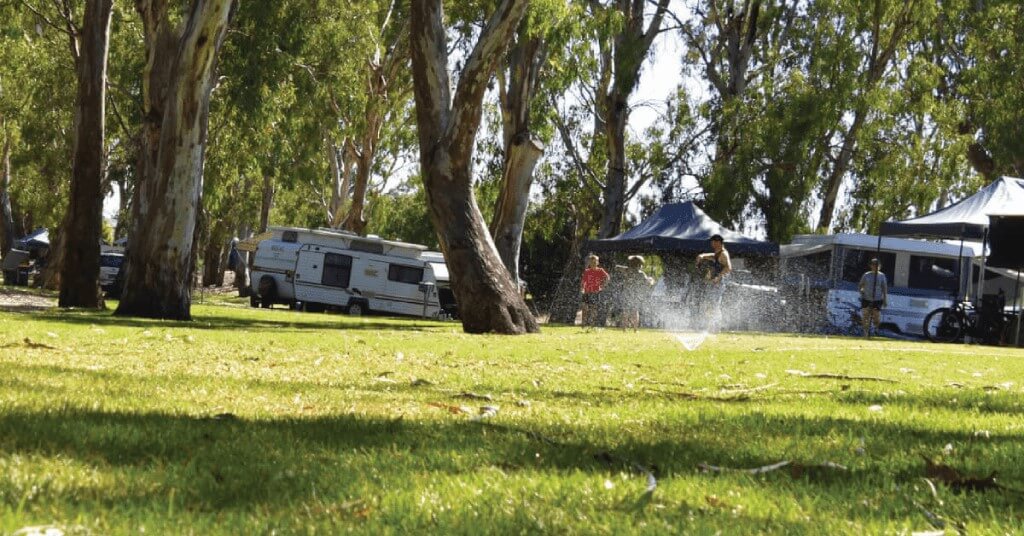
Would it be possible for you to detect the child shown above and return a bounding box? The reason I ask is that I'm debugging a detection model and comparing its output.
[580,254,609,326]
[858,258,888,337]
[618,255,653,330]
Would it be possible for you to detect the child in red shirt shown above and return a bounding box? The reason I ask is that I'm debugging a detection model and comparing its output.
[580,254,610,326]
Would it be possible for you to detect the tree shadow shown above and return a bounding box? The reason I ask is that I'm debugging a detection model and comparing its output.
[22,307,443,333]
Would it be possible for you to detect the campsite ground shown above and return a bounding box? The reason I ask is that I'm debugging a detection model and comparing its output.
[1,293,1023,534]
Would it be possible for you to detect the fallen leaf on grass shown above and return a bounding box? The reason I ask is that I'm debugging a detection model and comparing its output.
[471,405,499,421]
[698,460,848,479]
[455,391,493,401]
[410,378,433,387]
[921,455,1004,493]
[786,370,897,383]
[427,402,472,415]
[21,338,58,350]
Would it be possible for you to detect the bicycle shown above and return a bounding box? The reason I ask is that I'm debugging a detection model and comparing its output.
[923,299,1013,344]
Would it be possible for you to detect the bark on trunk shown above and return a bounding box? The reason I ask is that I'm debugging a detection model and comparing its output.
[341,150,372,235]
[201,217,228,286]
[1,125,14,258]
[597,99,628,238]
[259,172,273,233]
[327,141,344,226]
[116,0,236,320]
[59,0,114,309]
[547,239,584,324]
[491,136,543,282]
[490,28,545,283]
[410,0,537,334]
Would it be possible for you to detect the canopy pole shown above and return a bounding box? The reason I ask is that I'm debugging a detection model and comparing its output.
[977,227,989,305]
[956,235,966,301]
[1013,267,1022,347]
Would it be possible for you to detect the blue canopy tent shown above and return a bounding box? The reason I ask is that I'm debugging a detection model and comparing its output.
[15,228,50,251]
[586,202,778,256]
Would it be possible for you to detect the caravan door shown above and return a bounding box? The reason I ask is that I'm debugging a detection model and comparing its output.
[385,263,434,317]
[294,249,355,307]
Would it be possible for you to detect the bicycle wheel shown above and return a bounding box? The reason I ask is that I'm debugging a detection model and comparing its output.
[923,308,963,343]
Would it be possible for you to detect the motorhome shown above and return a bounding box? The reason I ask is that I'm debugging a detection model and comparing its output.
[248,227,456,319]
[781,233,981,335]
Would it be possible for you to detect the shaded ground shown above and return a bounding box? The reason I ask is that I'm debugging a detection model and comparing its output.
[0,287,55,312]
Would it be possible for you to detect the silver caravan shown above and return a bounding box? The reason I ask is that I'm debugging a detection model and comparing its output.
[249,227,456,318]
[781,234,977,335]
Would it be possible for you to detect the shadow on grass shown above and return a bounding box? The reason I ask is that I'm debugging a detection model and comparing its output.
[21,307,442,333]
[1,404,1022,523]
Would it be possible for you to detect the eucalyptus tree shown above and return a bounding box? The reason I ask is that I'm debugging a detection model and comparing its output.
[489,0,577,284]
[40,0,115,308]
[116,0,237,320]
[591,0,671,239]
[815,0,933,232]
[1,4,76,265]
[410,0,538,334]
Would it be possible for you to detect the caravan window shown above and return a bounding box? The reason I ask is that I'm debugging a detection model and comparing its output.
[388,264,424,284]
[841,249,895,283]
[281,231,298,243]
[908,255,958,292]
[322,253,353,288]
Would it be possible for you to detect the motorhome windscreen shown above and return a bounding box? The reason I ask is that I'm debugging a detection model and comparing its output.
[908,255,958,292]
[388,265,424,284]
[841,249,896,283]
[322,253,353,287]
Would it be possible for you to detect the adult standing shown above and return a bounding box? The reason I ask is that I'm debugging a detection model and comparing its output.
[696,234,732,330]
[858,258,888,338]
[580,254,610,326]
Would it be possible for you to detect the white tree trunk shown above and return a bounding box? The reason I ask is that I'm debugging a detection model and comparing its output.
[116,0,236,320]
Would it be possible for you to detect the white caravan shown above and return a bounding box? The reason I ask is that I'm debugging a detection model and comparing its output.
[248,227,456,318]
[781,234,978,335]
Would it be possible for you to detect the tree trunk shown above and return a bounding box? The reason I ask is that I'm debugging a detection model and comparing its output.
[490,28,545,284]
[0,124,14,258]
[547,238,583,324]
[59,0,114,309]
[491,135,543,282]
[817,107,866,233]
[410,0,537,334]
[259,172,273,233]
[597,98,628,238]
[327,141,344,226]
[234,222,250,294]
[116,0,236,320]
[201,217,228,286]
[594,0,670,239]
[341,149,372,235]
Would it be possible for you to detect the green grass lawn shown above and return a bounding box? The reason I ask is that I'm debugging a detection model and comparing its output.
[1,296,1023,534]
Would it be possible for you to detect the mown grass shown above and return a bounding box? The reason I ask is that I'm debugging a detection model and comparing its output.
[1,296,1023,534]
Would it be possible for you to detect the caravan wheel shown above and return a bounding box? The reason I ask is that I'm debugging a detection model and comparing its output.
[347,301,365,316]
